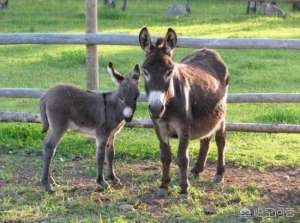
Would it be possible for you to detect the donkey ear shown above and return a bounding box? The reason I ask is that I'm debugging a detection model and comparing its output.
[139,27,152,52]
[131,64,141,84]
[107,62,125,85]
[165,28,177,54]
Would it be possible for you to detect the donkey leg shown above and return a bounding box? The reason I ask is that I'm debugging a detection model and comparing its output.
[214,121,226,183]
[41,129,64,192]
[95,133,110,190]
[177,131,190,195]
[106,135,121,185]
[155,140,172,198]
[159,140,172,190]
[191,137,212,176]
[152,121,171,197]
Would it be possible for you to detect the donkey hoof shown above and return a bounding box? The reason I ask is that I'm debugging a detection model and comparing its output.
[43,184,54,193]
[179,193,189,201]
[96,180,111,192]
[155,188,168,198]
[111,177,122,186]
[50,179,59,187]
[213,175,224,183]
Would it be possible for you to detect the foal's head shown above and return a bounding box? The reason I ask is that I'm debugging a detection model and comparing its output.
[107,62,141,122]
[139,27,177,119]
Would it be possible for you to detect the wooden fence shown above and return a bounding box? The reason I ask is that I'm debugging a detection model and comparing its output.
[1,88,300,103]
[1,33,300,49]
[0,0,299,133]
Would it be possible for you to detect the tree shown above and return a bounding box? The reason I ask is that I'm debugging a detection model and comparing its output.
[185,0,191,15]
[293,1,300,11]
[246,1,257,14]
[0,0,8,10]
[122,0,127,11]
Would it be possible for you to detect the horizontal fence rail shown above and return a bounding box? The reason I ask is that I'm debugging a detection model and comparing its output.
[1,33,300,49]
[1,112,300,133]
[244,0,300,2]
[0,88,46,98]
[1,88,300,103]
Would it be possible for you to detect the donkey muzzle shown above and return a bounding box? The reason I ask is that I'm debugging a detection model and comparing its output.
[148,91,166,119]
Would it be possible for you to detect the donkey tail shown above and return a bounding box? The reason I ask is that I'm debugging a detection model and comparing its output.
[40,98,49,133]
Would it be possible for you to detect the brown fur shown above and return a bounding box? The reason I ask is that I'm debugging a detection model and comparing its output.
[139,27,229,195]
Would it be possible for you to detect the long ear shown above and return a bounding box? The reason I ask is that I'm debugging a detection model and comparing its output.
[131,64,141,85]
[107,62,125,85]
[139,27,152,52]
[165,28,177,54]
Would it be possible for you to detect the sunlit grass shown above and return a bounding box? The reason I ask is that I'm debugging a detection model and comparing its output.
[0,1,299,221]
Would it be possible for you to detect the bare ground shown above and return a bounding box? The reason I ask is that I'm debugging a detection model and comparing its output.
[0,153,299,221]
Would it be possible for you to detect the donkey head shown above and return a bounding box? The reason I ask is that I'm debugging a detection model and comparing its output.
[107,62,141,122]
[139,27,177,119]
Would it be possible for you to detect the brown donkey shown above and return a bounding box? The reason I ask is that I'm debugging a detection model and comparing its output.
[40,63,140,192]
[139,27,229,197]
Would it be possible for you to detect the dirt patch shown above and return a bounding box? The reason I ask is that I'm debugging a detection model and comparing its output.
[197,164,300,205]
[1,153,299,219]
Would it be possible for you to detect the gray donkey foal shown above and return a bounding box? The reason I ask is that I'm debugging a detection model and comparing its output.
[40,63,140,192]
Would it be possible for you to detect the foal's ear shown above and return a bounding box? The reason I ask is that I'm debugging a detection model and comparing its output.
[165,28,177,54]
[139,27,152,53]
[131,64,141,85]
[107,62,125,85]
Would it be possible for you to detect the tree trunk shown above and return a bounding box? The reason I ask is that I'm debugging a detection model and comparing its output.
[185,0,191,15]
[122,0,127,11]
[108,0,116,8]
[0,0,8,9]
[247,0,257,14]
[293,1,300,10]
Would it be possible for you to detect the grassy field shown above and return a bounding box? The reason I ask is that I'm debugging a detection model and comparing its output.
[0,0,300,222]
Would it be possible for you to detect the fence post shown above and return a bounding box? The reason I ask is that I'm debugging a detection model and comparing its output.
[85,0,99,90]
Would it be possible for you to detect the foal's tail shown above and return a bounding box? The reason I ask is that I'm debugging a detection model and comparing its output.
[40,98,49,133]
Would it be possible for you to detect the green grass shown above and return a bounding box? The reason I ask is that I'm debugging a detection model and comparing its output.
[1,154,299,222]
[0,0,300,222]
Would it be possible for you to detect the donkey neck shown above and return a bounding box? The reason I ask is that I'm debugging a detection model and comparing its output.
[103,91,125,125]
[164,64,191,119]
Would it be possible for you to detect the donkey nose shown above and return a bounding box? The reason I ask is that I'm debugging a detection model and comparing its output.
[148,104,164,118]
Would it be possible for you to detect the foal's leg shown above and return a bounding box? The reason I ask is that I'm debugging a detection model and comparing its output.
[191,136,212,176]
[106,134,121,185]
[177,127,190,195]
[95,131,110,190]
[41,127,65,192]
[214,121,226,183]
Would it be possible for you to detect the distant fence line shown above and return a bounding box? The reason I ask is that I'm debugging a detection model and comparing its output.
[1,33,300,49]
[1,88,300,103]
